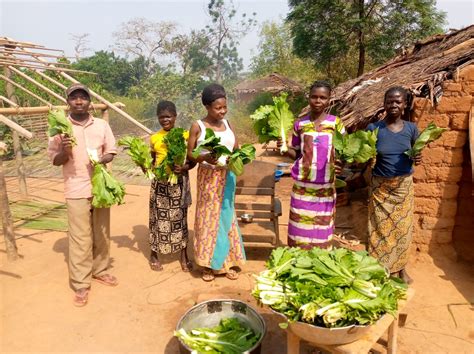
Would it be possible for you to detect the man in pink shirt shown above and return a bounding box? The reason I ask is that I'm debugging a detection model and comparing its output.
[48,83,118,307]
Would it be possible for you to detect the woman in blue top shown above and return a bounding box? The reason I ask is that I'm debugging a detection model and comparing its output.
[367,86,421,283]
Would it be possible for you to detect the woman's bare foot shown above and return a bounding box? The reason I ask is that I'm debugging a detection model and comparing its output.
[149,250,163,271]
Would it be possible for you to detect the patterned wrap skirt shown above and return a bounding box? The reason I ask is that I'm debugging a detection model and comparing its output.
[193,165,246,274]
[368,174,414,273]
[149,175,191,255]
[288,180,336,249]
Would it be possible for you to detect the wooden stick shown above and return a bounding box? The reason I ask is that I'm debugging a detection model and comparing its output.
[0,60,95,74]
[0,95,19,107]
[0,55,74,66]
[0,156,18,261]
[0,74,54,106]
[8,66,67,103]
[0,114,33,139]
[0,49,73,59]
[0,38,64,52]
[33,70,67,90]
[0,102,125,115]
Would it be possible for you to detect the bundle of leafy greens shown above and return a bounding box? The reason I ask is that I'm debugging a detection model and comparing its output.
[333,128,378,164]
[192,128,232,162]
[174,317,260,354]
[252,247,407,328]
[405,122,448,158]
[118,136,154,179]
[91,161,125,208]
[155,128,188,185]
[228,143,256,176]
[250,93,295,154]
[47,109,76,145]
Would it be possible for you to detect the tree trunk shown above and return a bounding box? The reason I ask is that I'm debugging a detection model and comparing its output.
[357,0,366,77]
[0,157,18,261]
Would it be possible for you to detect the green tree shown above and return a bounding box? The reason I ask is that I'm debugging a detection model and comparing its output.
[72,51,150,95]
[250,20,322,86]
[205,0,257,82]
[287,0,446,80]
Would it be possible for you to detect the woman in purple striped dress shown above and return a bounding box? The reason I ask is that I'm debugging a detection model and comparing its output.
[279,81,344,249]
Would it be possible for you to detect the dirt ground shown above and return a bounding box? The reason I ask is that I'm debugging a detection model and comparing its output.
[1,154,473,353]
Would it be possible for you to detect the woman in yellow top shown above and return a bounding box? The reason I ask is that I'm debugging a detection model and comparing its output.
[149,101,194,272]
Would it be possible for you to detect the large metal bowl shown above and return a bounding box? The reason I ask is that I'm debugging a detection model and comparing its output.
[272,310,384,345]
[176,299,266,353]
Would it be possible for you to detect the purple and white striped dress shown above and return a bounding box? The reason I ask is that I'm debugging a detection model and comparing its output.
[288,114,345,248]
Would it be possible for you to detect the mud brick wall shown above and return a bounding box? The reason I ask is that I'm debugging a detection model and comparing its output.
[411,64,473,254]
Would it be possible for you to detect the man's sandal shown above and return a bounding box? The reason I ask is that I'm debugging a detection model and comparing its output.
[225,269,239,280]
[73,288,90,307]
[202,268,215,282]
[92,274,118,287]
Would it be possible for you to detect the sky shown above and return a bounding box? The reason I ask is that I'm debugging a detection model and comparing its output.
[1,0,473,70]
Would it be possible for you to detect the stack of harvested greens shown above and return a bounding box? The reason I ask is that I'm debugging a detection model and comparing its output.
[154,128,189,185]
[118,136,154,179]
[333,129,378,164]
[250,92,295,154]
[252,247,407,328]
[192,128,256,176]
[91,161,125,208]
[405,122,448,157]
[174,317,260,354]
[47,109,76,145]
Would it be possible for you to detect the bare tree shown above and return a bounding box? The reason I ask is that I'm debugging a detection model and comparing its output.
[112,17,177,71]
[69,33,91,60]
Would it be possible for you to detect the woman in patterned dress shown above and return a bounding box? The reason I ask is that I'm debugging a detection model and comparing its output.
[187,84,246,282]
[367,86,421,283]
[149,101,194,272]
[278,80,344,249]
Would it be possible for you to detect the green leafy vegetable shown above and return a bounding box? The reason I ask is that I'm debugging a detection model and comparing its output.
[155,128,188,185]
[252,247,407,328]
[334,128,378,164]
[91,161,125,208]
[228,143,256,176]
[250,93,295,153]
[47,109,76,145]
[192,128,232,162]
[405,122,448,158]
[174,317,260,354]
[118,136,154,179]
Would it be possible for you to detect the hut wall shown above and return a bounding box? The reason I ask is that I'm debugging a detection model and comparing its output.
[411,64,473,257]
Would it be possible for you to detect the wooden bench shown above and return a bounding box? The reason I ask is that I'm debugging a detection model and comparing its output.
[235,160,282,247]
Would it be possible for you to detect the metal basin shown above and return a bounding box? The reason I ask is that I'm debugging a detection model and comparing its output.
[176,299,266,353]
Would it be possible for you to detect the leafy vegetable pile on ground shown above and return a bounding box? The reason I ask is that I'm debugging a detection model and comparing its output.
[252,247,407,328]
[174,317,260,354]
[250,92,295,154]
[333,129,378,164]
[192,128,256,176]
[91,161,125,208]
[155,128,188,185]
[405,122,448,158]
[47,109,76,145]
[118,136,154,179]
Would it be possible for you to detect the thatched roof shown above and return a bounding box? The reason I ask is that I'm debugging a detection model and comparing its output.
[235,73,304,94]
[332,25,474,130]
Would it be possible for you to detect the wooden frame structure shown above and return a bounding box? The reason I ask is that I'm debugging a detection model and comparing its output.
[0,37,152,260]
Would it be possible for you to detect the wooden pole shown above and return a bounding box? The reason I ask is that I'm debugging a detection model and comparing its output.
[3,66,28,198]
[0,103,124,115]
[0,74,54,106]
[0,115,34,139]
[8,66,67,103]
[0,142,18,261]
[0,95,19,107]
